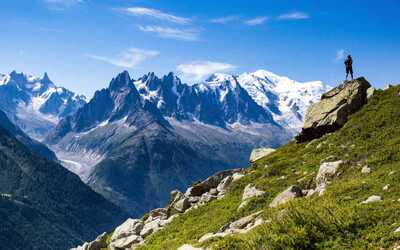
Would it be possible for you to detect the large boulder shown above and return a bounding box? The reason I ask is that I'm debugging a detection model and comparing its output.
[249,148,276,162]
[111,218,143,241]
[269,185,303,208]
[296,78,371,142]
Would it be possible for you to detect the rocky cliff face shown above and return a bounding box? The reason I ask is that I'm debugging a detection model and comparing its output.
[0,71,86,139]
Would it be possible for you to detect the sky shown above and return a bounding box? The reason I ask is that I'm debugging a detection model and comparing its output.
[0,0,399,97]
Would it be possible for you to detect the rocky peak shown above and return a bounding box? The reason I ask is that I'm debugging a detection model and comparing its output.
[109,71,132,92]
[41,72,53,85]
[296,77,371,142]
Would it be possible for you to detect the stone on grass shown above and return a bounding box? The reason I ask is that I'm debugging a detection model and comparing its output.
[242,184,265,200]
[249,147,276,162]
[111,218,143,241]
[361,195,382,204]
[269,185,303,208]
[361,166,371,174]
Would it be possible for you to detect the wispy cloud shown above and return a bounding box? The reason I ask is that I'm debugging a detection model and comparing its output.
[277,11,310,21]
[335,49,346,62]
[138,26,199,41]
[244,16,268,26]
[177,61,237,82]
[116,7,191,24]
[86,48,159,69]
[211,15,240,24]
[43,0,84,10]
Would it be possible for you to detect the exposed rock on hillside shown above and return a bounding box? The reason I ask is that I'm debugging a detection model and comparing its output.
[249,147,276,162]
[269,185,303,208]
[296,78,371,142]
[198,211,264,243]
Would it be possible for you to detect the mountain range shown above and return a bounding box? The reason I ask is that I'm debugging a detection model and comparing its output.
[0,71,86,140]
[43,70,329,215]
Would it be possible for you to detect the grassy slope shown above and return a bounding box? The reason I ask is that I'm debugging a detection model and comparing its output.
[133,86,400,249]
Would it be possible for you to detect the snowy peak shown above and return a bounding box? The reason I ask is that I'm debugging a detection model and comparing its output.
[0,71,87,138]
[236,71,330,130]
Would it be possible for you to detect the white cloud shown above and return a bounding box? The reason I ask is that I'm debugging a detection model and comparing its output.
[177,61,237,82]
[277,11,310,20]
[244,16,268,26]
[43,0,83,9]
[211,16,239,24]
[335,49,346,62]
[86,48,159,69]
[139,26,199,41]
[116,7,191,24]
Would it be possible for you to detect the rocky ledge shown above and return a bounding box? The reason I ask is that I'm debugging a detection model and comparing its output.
[296,77,372,142]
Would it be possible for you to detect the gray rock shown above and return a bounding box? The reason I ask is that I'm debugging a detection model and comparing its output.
[383,184,390,191]
[249,148,276,162]
[366,87,375,99]
[178,244,205,250]
[229,211,263,230]
[316,161,343,186]
[313,160,343,196]
[71,232,108,250]
[232,172,245,182]
[361,166,371,174]
[217,176,233,193]
[269,185,303,208]
[111,218,143,241]
[361,195,382,204]
[109,235,143,250]
[242,184,266,200]
[296,78,371,142]
[140,218,161,237]
[174,197,190,213]
[199,193,217,204]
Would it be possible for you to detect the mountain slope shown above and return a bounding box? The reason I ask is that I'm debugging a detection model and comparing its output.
[0,71,86,139]
[0,125,127,250]
[0,109,56,161]
[95,83,400,249]
[47,71,292,216]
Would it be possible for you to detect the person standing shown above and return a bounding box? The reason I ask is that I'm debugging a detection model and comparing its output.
[345,55,353,80]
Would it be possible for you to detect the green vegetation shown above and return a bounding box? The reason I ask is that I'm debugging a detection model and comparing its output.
[133,86,400,249]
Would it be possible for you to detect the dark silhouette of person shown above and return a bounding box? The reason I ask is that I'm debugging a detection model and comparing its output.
[345,55,353,80]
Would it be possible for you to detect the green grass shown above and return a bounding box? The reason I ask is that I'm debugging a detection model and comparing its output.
[129,86,400,249]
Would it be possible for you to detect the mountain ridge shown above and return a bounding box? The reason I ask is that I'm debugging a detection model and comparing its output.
[0,71,86,140]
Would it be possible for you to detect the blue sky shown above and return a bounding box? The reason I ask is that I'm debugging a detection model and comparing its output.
[0,0,399,97]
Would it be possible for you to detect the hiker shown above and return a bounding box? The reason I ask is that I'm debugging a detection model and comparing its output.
[345,55,353,80]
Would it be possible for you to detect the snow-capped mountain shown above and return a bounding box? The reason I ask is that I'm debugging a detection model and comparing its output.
[47,70,327,216]
[0,71,86,140]
[134,72,275,127]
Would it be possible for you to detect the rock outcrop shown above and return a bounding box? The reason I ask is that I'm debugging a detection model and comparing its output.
[296,78,371,142]
[198,211,264,243]
[306,160,343,196]
[238,184,266,209]
[249,147,276,162]
[361,195,382,204]
[269,185,303,208]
